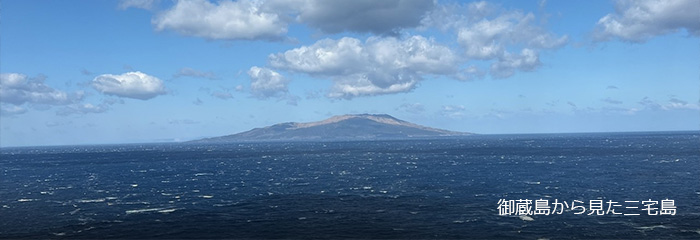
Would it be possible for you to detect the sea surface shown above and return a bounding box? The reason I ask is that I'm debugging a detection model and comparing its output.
[1,132,699,239]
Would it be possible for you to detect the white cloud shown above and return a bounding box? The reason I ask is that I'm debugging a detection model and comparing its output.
[91,71,167,100]
[328,77,417,99]
[457,12,566,57]
[248,66,289,98]
[143,0,565,83]
[456,11,565,78]
[269,35,459,98]
[151,0,435,40]
[146,1,565,87]
[270,37,365,76]
[119,0,160,10]
[489,48,540,78]
[143,1,569,100]
[420,1,495,31]
[424,1,567,79]
[0,73,119,116]
[153,0,287,40]
[0,73,83,107]
[594,0,700,42]
[266,0,434,34]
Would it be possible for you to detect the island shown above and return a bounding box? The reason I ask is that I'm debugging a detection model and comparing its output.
[193,114,472,143]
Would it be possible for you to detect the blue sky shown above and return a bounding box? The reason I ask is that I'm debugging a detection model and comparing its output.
[1,0,698,147]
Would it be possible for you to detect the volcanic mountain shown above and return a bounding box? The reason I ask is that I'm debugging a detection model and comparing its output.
[194,114,471,142]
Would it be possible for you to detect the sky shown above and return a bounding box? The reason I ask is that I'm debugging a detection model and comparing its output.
[1,0,699,147]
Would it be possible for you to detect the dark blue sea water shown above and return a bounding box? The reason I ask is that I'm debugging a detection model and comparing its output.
[1,132,699,239]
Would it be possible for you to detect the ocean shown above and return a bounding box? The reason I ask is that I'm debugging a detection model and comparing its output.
[1,132,698,239]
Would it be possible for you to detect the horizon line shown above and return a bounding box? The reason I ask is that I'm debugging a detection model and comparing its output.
[1,129,698,149]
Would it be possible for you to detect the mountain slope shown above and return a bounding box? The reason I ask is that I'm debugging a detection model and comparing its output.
[194,114,471,142]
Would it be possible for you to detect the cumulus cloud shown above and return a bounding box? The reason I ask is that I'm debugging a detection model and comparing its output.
[269,35,458,98]
[594,0,700,42]
[267,0,435,35]
[457,10,565,78]
[119,0,160,10]
[173,67,217,80]
[489,49,541,78]
[0,73,121,116]
[153,0,287,40]
[152,0,434,40]
[146,1,568,100]
[456,12,567,55]
[423,1,567,79]
[421,1,493,32]
[248,66,290,98]
[91,71,167,100]
[0,73,83,107]
[246,67,299,105]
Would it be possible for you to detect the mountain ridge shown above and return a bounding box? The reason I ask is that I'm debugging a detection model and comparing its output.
[193,114,471,143]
